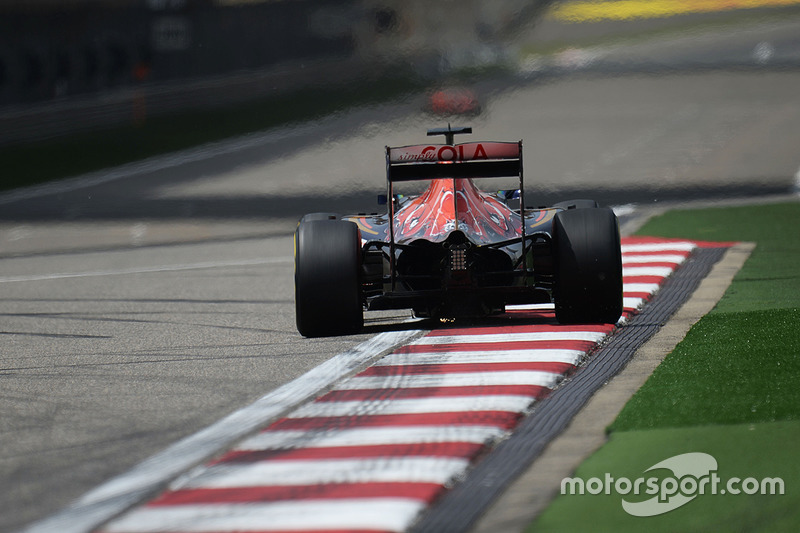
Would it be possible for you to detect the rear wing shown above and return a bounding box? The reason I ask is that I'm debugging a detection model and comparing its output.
[386,141,522,182]
[383,136,528,289]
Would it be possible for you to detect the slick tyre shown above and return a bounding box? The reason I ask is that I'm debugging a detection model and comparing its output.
[295,219,363,337]
[553,207,623,324]
[299,213,340,222]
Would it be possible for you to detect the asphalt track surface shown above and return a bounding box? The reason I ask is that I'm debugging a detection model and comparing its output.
[3,14,800,533]
[52,237,712,533]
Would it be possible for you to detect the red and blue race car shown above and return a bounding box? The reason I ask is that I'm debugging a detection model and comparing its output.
[295,126,622,337]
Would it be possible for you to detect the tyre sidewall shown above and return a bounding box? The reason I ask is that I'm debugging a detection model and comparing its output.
[295,219,363,337]
[553,207,622,324]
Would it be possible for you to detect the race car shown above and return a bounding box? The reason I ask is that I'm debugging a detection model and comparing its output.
[427,86,481,116]
[294,126,622,337]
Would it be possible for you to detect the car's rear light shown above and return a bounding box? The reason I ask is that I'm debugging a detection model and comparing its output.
[450,248,467,271]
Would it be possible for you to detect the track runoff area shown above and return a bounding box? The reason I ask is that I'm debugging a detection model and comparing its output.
[29,237,732,533]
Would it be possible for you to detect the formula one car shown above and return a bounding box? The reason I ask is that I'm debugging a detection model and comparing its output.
[427,87,481,116]
[295,126,622,337]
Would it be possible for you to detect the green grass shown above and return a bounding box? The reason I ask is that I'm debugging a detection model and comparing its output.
[530,201,800,532]
[636,203,800,314]
[611,308,800,430]
[0,75,424,192]
[533,421,800,533]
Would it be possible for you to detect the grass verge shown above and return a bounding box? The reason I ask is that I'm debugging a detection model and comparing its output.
[534,421,800,532]
[530,201,800,532]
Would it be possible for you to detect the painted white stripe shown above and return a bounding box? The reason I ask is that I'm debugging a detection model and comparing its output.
[22,329,423,533]
[794,164,800,196]
[0,119,325,206]
[621,242,695,253]
[623,283,661,294]
[337,370,562,390]
[623,266,674,278]
[622,254,687,264]
[291,395,535,418]
[181,457,470,488]
[377,349,586,366]
[611,203,636,217]
[0,257,670,285]
[0,257,292,283]
[236,425,508,451]
[412,331,607,345]
[103,499,426,533]
[505,303,554,311]
[624,296,646,310]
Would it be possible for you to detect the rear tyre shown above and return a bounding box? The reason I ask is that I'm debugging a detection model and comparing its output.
[300,213,340,223]
[295,219,363,337]
[553,207,623,324]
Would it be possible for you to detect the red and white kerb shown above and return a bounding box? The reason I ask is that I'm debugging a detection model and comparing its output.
[101,237,704,533]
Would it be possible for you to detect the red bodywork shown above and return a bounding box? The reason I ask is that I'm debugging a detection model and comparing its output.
[429,87,480,115]
[393,178,522,245]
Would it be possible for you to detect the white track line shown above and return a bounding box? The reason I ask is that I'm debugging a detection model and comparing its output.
[21,328,423,533]
[621,242,695,253]
[103,499,427,533]
[624,282,661,294]
[377,349,586,366]
[794,164,800,196]
[624,296,647,310]
[413,331,607,345]
[0,122,322,206]
[0,257,292,283]
[505,303,554,311]
[622,254,687,264]
[336,371,563,391]
[235,426,507,451]
[0,253,682,284]
[180,457,470,489]
[234,426,506,451]
[623,266,675,277]
[290,395,535,418]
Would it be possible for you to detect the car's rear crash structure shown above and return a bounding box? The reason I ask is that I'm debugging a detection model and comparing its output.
[295,126,622,337]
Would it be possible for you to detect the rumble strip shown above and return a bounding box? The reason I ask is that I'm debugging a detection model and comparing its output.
[84,237,707,533]
[21,237,713,533]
